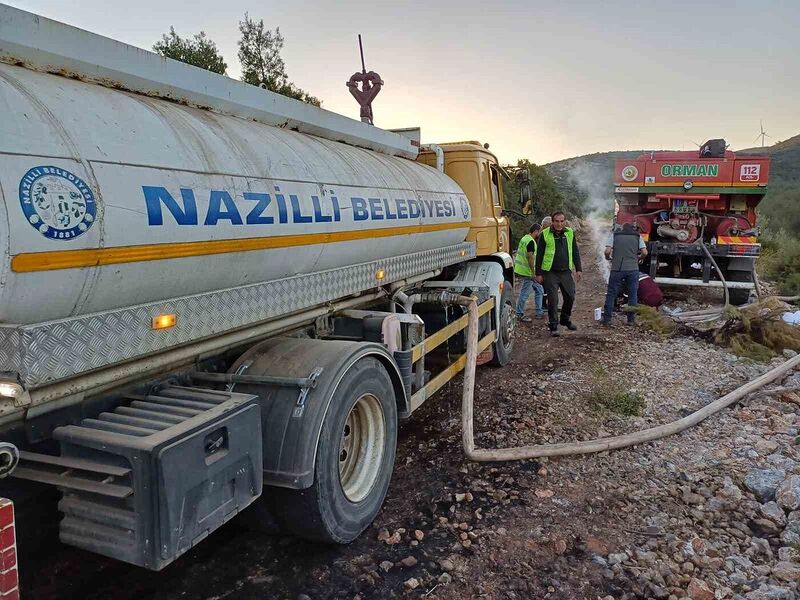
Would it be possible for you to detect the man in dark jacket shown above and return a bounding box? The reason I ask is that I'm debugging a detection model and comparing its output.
[602,222,647,325]
[536,211,582,337]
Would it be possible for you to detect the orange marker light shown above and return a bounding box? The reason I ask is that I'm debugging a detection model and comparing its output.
[375,269,386,281]
[151,313,177,330]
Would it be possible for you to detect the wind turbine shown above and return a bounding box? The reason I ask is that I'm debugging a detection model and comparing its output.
[754,120,771,148]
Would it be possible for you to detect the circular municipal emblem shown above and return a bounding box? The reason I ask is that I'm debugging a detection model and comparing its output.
[19,166,97,240]
[459,196,470,220]
[621,165,639,182]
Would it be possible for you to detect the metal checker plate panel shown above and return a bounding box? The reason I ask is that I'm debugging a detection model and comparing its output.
[0,242,475,388]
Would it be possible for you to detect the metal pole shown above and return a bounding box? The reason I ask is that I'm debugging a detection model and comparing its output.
[358,34,366,73]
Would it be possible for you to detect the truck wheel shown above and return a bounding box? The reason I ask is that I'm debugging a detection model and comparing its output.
[266,357,397,543]
[727,270,752,306]
[489,280,515,366]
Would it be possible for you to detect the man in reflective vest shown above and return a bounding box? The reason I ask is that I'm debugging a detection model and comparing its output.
[536,211,582,337]
[513,223,544,322]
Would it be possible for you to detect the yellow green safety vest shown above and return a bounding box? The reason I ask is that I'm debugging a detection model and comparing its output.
[540,226,574,272]
[514,234,535,277]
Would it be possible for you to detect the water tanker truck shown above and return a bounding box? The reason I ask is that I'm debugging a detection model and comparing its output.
[0,5,517,572]
[614,140,770,304]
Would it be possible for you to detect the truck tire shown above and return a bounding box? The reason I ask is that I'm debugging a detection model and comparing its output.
[727,270,752,306]
[489,280,515,366]
[264,356,397,543]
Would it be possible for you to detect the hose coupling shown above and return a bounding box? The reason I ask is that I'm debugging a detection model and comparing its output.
[0,442,19,478]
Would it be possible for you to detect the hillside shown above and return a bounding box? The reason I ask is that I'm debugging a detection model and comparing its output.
[544,136,800,232]
[738,132,800,156]
[739,134,800,233]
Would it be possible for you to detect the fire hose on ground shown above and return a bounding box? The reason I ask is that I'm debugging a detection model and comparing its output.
[455,295,800,462]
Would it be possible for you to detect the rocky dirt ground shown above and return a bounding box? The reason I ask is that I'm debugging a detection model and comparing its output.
[24,232,800,600]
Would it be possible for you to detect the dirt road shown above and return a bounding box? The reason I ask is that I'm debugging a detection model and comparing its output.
[24,231,800,600]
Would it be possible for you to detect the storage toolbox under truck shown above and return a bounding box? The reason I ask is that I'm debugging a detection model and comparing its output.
[0,5,516,573]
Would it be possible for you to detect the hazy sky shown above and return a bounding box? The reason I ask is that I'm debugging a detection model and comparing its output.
[5,0,799,164]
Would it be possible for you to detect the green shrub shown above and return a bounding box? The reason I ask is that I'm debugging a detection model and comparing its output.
[627,305,676,336]
[585,368,646,416]
[758,233,800,296]
[729,334,775,362]
[713,297,800,361]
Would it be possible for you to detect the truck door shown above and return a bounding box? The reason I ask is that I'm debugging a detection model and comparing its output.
[488,163,510,254]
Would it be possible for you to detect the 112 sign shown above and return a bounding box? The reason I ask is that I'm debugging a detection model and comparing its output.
[740,164,761,182]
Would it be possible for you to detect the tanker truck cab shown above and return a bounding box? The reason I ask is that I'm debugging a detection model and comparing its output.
[418,141,516,367]
[0,5,517,575]
[418,141,513,264]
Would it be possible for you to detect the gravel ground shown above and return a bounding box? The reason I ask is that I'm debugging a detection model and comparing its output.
[22,231,800,600]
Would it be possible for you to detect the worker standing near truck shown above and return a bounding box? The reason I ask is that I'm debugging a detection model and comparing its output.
[536,211,582,337]
[602,223,647,326]
[514,223,544,322]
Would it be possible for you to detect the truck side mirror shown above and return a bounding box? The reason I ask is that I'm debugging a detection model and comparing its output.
[515,169,533,215]
[520,180,533,215]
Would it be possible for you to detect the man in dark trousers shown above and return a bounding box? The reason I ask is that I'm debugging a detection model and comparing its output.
[602,222,648,325]
[535,211,582,337]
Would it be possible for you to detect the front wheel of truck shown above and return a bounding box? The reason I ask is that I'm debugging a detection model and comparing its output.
[489,280,515,366]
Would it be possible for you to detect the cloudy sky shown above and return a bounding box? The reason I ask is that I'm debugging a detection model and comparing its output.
[5,0,799,164]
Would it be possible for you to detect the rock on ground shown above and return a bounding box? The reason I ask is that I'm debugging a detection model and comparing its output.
[744,469,787,503]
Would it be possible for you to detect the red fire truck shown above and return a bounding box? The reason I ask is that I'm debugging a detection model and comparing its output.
[613,140,770,304]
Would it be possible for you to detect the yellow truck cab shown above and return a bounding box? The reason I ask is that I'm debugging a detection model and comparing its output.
[417,142,512,262]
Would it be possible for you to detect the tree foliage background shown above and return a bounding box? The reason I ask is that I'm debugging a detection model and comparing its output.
[153,27,227,74]
[741,135,800,295]
[503,159,582,245]
[153,16,321,106]
[237,14,321,106]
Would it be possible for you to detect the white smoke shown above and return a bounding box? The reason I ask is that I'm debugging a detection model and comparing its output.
[566,160,614,217]
[586,218,610,282]
[566,161,615,281]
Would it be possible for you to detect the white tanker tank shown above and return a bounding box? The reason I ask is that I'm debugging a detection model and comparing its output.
[0,6,471,325]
